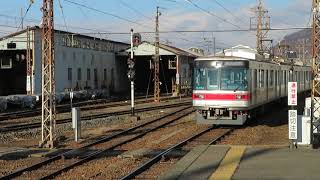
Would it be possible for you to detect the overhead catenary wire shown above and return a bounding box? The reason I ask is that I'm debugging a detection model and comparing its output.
[17,1,33,31]
[119,0,153,21]
[185,0,241,29]
[64,0,153,30]
[58,0,69,32]
[78,27,312,35]
[211,0,248,27]
[0,14,111,34]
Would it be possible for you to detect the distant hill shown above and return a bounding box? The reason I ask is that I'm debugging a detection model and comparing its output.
[283,29,311,42]
[275,29,311,64]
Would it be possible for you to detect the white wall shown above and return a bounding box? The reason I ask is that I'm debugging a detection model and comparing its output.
[31,29,128,95]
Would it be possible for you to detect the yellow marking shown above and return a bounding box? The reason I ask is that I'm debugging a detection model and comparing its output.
[209,146,246,180]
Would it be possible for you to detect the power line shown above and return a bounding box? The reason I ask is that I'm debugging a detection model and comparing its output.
[119,0,153,21]
[58,0,69,32]
[211,0,248,27]
[0,14,108,33]
[79,27,311,35]
[185,0,241,28]
[64,0,153,29]
[17,1,34,30]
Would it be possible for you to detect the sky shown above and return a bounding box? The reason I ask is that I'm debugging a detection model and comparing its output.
[0,0,312,53]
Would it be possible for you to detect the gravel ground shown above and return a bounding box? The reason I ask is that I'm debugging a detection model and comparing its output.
[0,106,188,179]
[0,98,191,127]
[0,97,297,179]
[219,105,291,146]
[54,113,213,179]
[0,157,43,177]
[0,103,187,146]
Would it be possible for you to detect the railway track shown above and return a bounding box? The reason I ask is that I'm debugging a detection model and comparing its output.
[0,106,193,180]
[0,95,180,121]
[121,126,235,179]
[0,101,191,133]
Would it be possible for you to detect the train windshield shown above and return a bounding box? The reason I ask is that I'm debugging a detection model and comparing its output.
[220,68,248,91]
[194,68,206,90]
[193,66,248,91]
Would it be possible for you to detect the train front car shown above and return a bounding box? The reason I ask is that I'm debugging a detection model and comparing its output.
[193,57,250,125]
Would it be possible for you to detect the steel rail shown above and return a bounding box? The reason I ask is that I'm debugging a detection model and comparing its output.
[0,101,191,133]
[1,106,193,179]
[39,108,194,180]
[120,127,235,180]
[0,94,180,121]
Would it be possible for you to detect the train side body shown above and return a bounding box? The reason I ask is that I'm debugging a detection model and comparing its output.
[193,56,311,125]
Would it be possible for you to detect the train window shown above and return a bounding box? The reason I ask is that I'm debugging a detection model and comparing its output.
[284,71,287,83]
[280,71,283,85]
[259,70,264,88]
[207,69,219,90]
[220,68,248,91]
[270,70,274,86]
[194,68,206,90]
[253,70,257,88]
[275,71,278,86]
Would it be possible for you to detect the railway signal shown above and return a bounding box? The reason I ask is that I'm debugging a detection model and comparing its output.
[128,29,137,118]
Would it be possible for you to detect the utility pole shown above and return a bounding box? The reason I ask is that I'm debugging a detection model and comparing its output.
[21,8,24,30]
[154,6,161,102]
[39,0,56,148]
[311,0,320,148]
[251,0,271,56]
[26,26,32,95]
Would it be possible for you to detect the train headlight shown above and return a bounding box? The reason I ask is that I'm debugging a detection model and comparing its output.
[211,61,223,68]
[194,94,205,99]
[236,95,242,99]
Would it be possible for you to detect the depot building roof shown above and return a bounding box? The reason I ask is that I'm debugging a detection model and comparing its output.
[122,41,199,57]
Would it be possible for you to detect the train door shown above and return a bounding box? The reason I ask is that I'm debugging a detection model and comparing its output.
[266,70,269,101]
[251,69,257,106]
[275,70,278,97]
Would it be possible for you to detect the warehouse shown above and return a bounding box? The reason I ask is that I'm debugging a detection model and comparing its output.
[0,26,129,97]
[120,41,199,96]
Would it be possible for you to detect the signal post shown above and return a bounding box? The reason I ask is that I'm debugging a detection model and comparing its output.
[128,29,140,122]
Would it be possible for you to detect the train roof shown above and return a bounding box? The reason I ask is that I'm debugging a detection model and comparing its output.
[195,55,311,68]
[195,56,252,61]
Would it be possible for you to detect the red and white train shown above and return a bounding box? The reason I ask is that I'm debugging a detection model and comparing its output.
[193,56,311,125]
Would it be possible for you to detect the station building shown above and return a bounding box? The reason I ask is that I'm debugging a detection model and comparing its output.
[0,26,129,97]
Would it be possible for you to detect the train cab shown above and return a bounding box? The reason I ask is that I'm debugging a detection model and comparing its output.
[193,57,251,125]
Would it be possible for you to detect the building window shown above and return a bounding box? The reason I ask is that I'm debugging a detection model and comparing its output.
[94,68,98,82]
[104,69,107,81]
[87,68,91,81]
[77,68,82,81]
[68,68,72,81]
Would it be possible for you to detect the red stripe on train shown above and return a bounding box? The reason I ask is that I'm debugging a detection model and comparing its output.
[193,93,250,100]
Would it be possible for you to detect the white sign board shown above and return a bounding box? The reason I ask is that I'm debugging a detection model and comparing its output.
[288,82,297,106]
[288,110,298,140]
